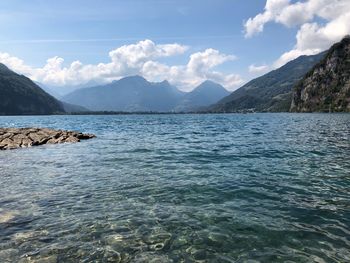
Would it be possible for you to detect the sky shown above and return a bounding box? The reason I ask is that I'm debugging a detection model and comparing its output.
[0,0,349,92]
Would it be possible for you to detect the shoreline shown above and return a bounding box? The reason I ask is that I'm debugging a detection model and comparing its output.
[0,111,349,117]
[0,128,95,150]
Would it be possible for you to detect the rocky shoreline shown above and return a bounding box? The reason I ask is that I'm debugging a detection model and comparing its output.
[0,128,95,150]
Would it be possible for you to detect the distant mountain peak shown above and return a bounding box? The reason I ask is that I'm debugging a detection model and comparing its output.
[201,80,218,86]
[63,76,185,112]
[122,75,147,82]
[160,80,170,85]
[193,80,228,93]
[62,75,230,112]
[174,80,230,112]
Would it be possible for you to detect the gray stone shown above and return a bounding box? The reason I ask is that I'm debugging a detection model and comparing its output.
[0,128,95,150]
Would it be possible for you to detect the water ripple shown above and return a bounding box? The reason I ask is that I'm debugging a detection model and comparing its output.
[0,113,349,262]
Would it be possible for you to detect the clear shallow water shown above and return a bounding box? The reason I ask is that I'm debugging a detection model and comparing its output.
[0,113,349,263]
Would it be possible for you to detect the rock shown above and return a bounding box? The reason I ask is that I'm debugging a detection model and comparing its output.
[291,36,350,112]
[0,128,95,150]
[0,210,18,223]
[64,136,80,143]
[0,248,19,262]
[18,255,58,263]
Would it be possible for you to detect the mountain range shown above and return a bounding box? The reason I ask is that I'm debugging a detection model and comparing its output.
[209,52,326,113]
[1,37,350,115]
[0,64,230,115]
[209,37,350,113]
[62,77,230,112]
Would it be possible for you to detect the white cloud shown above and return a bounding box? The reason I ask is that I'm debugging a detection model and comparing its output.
[245,0,350,67]
[188,48,236,75]
[244,0,290,38]
[273,48,319,68]
[275,11,350,67]
[140,49,242,91]
[248,64,270,75]
[0,39,243,91]
[108,39,188,68]
[0,52,32,74]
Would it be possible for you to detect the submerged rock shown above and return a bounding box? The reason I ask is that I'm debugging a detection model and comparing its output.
[0,210,18,223]
[0,128,95,150]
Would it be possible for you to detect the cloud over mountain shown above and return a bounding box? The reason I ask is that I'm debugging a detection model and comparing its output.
[0,39,243,91]
[248,64,270,75]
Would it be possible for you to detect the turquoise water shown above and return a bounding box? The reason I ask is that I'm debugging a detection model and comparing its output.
[0,114,349,262]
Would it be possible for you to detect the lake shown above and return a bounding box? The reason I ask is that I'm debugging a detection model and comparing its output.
[0,114,349,262]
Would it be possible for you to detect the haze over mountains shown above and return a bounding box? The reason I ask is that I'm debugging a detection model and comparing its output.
[62,76,230,112]
[39,80,104,99]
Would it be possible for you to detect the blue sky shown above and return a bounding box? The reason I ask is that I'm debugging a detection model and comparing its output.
[0,0,348,91]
